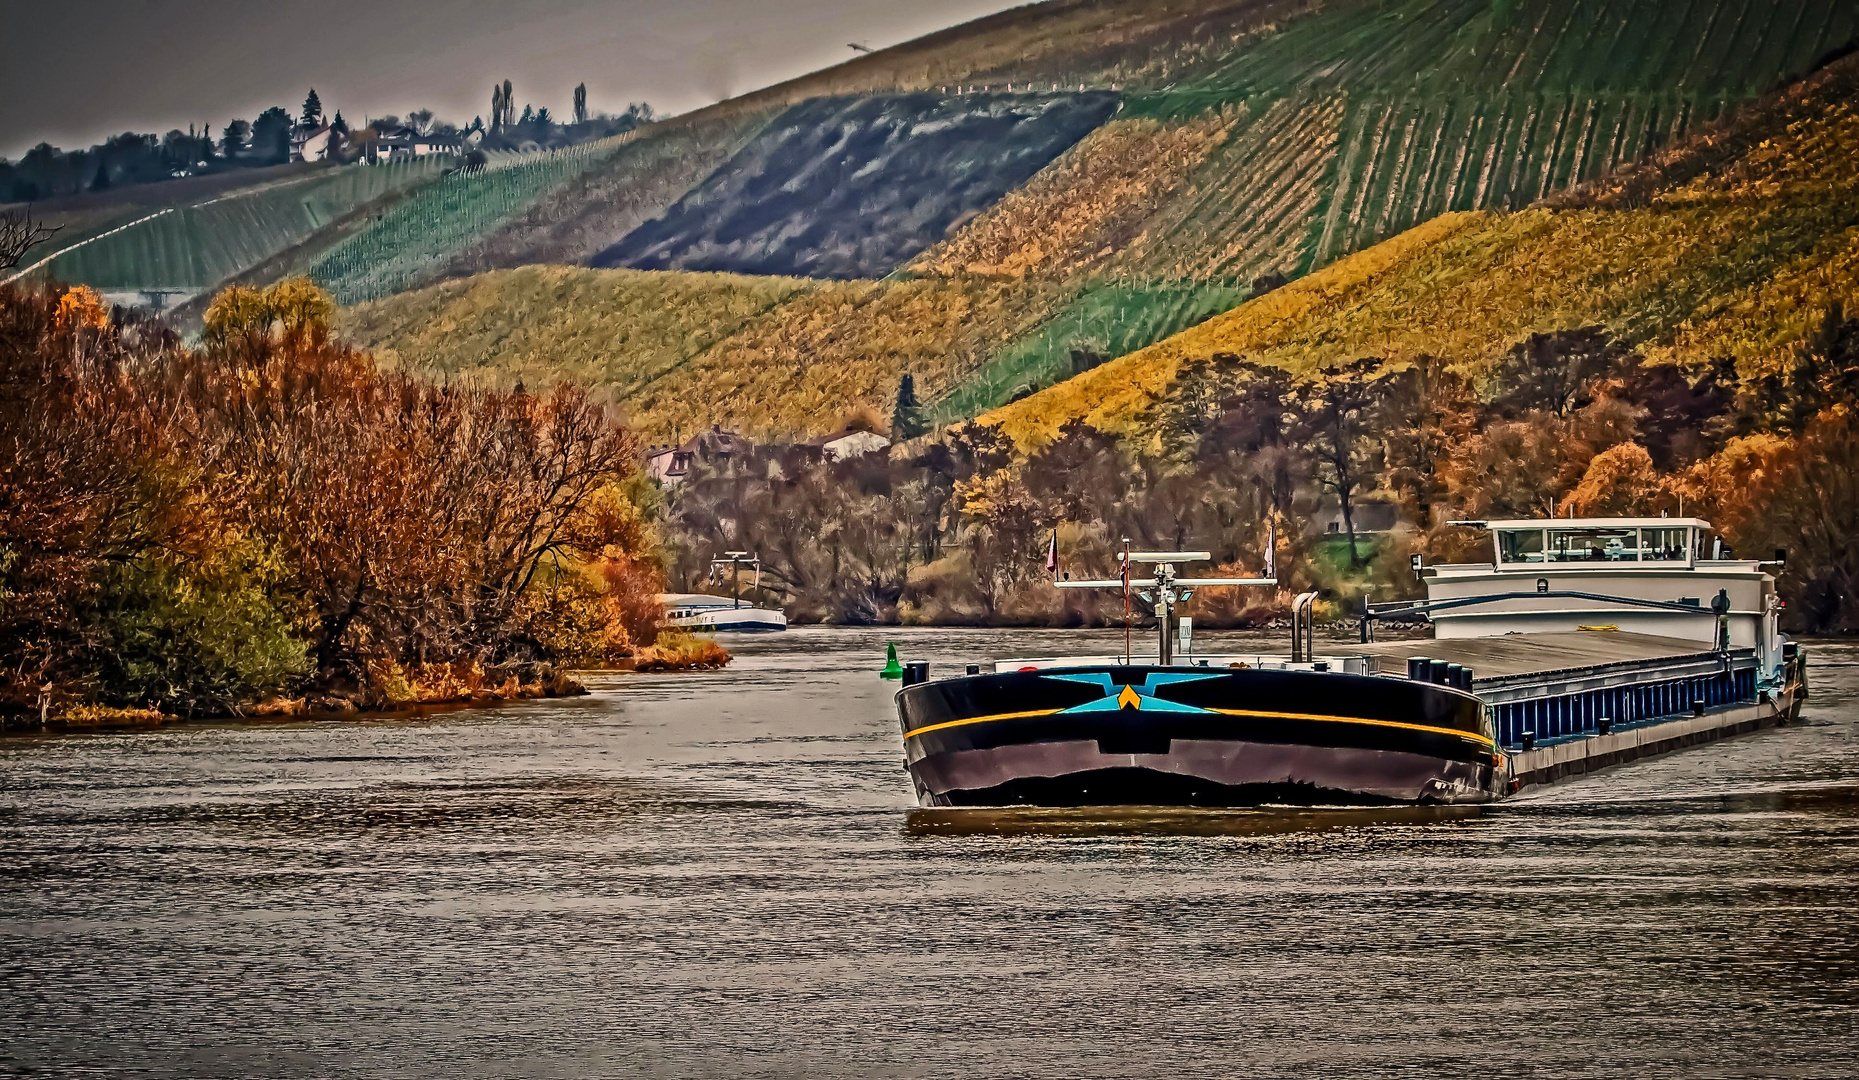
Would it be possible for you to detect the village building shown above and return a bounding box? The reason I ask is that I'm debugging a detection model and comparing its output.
[367,127,462,162]
[645,427,754,486]
[290,124,333,162]
[802,426,892,462]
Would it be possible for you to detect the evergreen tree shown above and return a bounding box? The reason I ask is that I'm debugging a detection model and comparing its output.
[301,88,323,128]
[490,84,504,131]
[329,111,348,136]
[892,373,926,440]
[501,79,514,128]
[89,156,110,192]
[221,119,249,158]
[252,107,293,164]
[574,83,588,125]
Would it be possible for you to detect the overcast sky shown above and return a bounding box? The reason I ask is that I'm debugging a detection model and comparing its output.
[0,0,1027,160]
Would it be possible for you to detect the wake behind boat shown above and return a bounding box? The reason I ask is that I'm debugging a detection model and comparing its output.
[894,516,1805,807]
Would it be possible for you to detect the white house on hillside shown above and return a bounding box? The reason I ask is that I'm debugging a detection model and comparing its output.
[290,125,333,162]
[805,427,891,462]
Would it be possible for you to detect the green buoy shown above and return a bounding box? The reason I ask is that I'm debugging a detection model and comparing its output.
[880,642,904,680]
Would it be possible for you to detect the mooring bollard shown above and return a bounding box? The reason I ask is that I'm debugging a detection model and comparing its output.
[1598,716,1612,735]
[1692,698,1706,716]
[1521,729,1536,751]
[902,661,929,687]
[965,664,981,675]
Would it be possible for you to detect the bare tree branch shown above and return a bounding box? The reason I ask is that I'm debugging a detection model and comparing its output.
[0,209,61,274]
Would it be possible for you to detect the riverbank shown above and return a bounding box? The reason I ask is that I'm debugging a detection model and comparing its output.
[3,631,734,735]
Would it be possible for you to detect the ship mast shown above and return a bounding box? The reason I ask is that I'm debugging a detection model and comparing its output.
[1056,551,1275,665]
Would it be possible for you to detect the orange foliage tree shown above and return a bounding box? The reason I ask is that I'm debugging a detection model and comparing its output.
[0,279,661,717]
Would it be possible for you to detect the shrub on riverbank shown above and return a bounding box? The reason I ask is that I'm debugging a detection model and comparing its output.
[0,278,721,723]
[634,631,732,672]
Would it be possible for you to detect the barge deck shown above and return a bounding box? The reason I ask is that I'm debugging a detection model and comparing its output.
[1328,630,1802,793]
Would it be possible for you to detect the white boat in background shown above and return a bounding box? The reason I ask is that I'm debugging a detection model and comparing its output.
[660,593,788,633]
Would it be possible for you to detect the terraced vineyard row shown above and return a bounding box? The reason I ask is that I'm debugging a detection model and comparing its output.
[30,160,447,290]
[1159,0,1856,108]
[309,134,639,304]
[907,114,1233,280]
[1111,95,1344,283]
[1310,90,1736,265]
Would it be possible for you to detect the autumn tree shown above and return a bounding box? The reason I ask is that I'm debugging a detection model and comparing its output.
[1289,358,1385,567]
[1489,327,1627,418]
[1564,442,1665,516]
[1377,354,1477,527]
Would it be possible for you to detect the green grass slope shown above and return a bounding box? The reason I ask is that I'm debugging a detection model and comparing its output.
[19,160,447,292]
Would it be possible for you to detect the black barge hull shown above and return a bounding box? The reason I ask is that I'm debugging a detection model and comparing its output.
[897,666,1506,807]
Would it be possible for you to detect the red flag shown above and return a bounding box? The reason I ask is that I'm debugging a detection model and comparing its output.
[1045,530,1057,574]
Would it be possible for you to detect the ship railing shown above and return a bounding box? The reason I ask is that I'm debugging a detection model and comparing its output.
[1489,665,1759,750]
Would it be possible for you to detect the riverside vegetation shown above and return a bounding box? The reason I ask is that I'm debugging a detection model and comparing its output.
[0,278,724,730]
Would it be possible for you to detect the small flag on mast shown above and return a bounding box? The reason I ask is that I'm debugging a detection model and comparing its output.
[1045,530,1058,574]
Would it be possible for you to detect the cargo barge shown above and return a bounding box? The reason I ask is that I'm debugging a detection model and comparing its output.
[894,516,1805,806]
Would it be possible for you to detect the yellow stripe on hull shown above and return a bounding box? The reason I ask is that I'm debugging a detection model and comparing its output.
[903,705,1495,750]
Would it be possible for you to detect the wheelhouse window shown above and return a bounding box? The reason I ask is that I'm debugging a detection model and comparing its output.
[1639,526,1691,562]
[1497,529,1545,564]
[1545,527,1640,562]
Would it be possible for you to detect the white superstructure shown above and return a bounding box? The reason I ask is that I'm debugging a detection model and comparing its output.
[1423,517,1784,678]
[659,593,788,633]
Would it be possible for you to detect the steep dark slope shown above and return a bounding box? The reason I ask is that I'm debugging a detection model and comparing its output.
[593,93,1120,279]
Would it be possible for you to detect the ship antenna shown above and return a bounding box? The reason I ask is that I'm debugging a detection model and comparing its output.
[1122,537,1132,665]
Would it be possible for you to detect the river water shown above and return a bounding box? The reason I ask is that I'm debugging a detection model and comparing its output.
[3,627,1856,1078]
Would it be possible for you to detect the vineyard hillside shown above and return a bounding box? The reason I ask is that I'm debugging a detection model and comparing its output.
[339,0,1856,442]
[337,265,818,408]
[985,53,1859,448]
[932,0,1857,419]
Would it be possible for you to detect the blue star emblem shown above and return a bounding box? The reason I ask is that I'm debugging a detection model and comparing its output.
[1044,672,1222,713]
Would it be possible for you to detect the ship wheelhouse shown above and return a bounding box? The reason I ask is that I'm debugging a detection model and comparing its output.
[1424,516,1784,680]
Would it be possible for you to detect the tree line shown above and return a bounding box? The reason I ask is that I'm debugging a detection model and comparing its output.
[664,322,1859,633]
[2,82,656,202]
